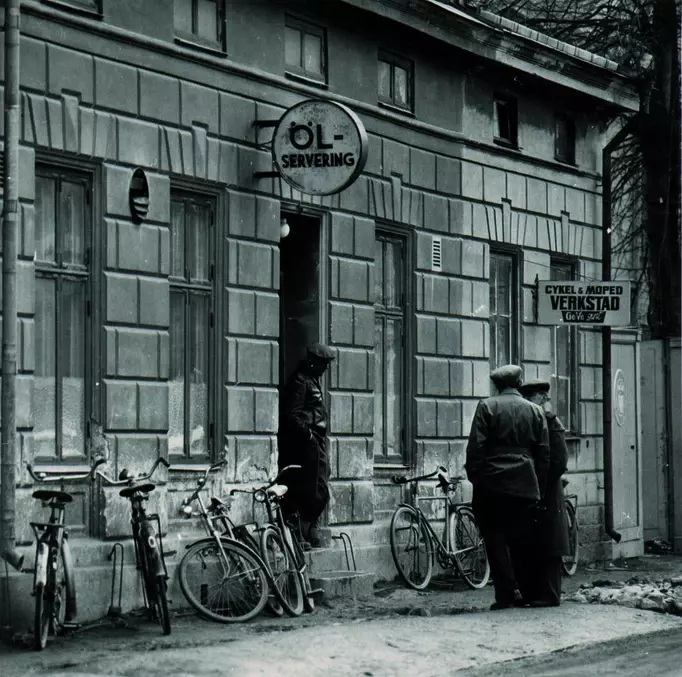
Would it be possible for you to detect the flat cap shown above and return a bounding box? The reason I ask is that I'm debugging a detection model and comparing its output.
[519,379,551,397]
[489,364,523,388]
[307,343,336,361]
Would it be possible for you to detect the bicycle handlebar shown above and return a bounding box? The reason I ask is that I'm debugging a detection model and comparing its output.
[229,464,301,497]
[391,465,465,486]
[96,456,170,486]
[27,457,107,483]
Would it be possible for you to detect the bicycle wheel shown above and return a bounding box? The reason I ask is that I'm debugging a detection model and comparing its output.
[260,526,303,617]
[179,538,268,623]
[34,544,67,650]
[450,507,490,589]
[34,582,50,651]
[389,505,433,590]
[562,501,579,576]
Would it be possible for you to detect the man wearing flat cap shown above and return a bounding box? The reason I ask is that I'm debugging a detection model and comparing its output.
[517,379,569,607]
[278,343,335,548]
[465,365,550,609]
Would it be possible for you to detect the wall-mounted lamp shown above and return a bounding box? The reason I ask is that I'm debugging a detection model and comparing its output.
[129,168,150,224]
[280,217,290,239]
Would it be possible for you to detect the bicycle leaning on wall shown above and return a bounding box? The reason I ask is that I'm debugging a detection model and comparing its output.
[561,478,579,576]
[390,465,490,591]
[26,458,107,650]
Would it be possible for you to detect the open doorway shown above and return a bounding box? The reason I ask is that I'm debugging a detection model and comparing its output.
[279,211,322,385]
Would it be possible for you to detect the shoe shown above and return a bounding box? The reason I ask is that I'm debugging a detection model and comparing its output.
[490,601,516,610]
[490,589,524,611]
[527,599,560,608]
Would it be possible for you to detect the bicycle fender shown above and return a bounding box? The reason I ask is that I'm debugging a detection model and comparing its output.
[35,543,48,588]
[140,523,166,578]
[62,537,77,621]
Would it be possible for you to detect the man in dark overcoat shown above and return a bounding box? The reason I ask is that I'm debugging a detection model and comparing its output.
[278,343,335,548]
[517,379,570,606]
[465,365,550,609]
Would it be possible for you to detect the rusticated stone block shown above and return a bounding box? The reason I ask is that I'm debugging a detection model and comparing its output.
[330,302,354,345]
[140,70,180,124]
[483,166,506,204]
[450,360,472,397]
[105,273,138,325]
[255,388,278,433]
[139,277,169,327]
[118,117,159,168]
[423,193,448,233]
[417,398,437,437]
[352,393,374,435]
[335,437,372,480]
[352,482,375,522]
[105,380,138,430]
[334,348,370,391]
[48,44,94,102]
[437,155,461,196]
[226,288,256,335]
[416,314,437,354]
[226,386,254,432]
[138,383,168,431]
[522,325,551,362]
[181,81,219,134]
[235,436,273,482]
[420,357,450,396]
[418,274,449,314]
[410,148,436,190]
[460,320,488,358]
[95,58,138,115]
[331,213,354,255]
[354,305,375,347]
[330,392,353,434]
[437,399,461,438]
[255,292,279,338]
[436,317,461,356]
[328,481,353,524]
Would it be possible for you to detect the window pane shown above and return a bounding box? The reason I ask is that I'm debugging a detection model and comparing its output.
[197,0,218,42]
[497,318,511,367]
[189,201,211,283]
[496,259,511,316]
[285,26,301,68]
[373,319,384,458]
[384,240,402,308]
[61,279,86,455]
[35,175,57,264]
[169,292,186,456]
[171,199,186,278]
[374,238,384,306]
[189,294,210,456]
[385,318,402,458]
[174,0,193,33]
[35,277,57,458]
[394,66,408,106]
[378,60,391,99]
[60,180,86,267]
[303,32,322,74]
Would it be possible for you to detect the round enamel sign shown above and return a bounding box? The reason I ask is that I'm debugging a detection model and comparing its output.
[272,99,368,196]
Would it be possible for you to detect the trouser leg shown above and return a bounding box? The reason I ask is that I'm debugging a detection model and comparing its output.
[534,556,563,605]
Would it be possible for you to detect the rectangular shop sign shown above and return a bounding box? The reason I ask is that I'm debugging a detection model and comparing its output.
[537,280,631,325]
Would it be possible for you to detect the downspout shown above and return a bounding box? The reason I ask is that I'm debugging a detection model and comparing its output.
[601,119,636,545]
[0,0,24,571]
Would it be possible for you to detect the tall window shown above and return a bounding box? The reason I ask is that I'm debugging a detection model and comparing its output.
[34,168,91,459]
[555,114,576,165]
[550,259,577,430]
[489,251,516,371]
[494,94,518,147]
[378,52,414,112]
[169,192,215,459]
[285,16,326,83]
[374,232,407,464]
[174,0,225,50]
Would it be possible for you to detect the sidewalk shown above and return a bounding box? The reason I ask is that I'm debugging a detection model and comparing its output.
[3,554,682,677]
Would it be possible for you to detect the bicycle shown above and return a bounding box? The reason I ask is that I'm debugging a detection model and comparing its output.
[26,458,107,650]
[231,465,320,615]
[561,478,579,576]
[96,458,172,634]
[390,466,490,591]
[170,460,272,623]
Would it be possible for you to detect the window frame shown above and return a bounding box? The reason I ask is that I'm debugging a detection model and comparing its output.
[554,113,577,165]
[549,257,579,434]
[374,226,412,469]
[493,94,519,148]
[169,188,219,461]
[33,163,98,462]
[488,248,520,373]
[173,0,227,55]
[284,15,328,86]
[41,0,102,17]
[377,50,415,114]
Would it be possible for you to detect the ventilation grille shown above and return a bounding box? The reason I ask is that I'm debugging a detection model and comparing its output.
[431,236,442,272]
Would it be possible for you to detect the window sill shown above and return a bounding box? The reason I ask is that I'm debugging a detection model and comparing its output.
[554,156,578,169]
[174,35,227,58]
[41,0,101,18]
[284,71,328,89]
[379,101,415,118]
[493,137,521,151]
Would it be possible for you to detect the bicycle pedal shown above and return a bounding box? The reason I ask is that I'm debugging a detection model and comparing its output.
[309,587,324,597]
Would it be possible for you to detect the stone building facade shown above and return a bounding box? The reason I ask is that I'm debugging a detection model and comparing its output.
[1,0,639,622]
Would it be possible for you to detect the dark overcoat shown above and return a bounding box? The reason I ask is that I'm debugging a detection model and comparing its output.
[465,388,550,501]
[535,413,570,556]
[278,363,331,522]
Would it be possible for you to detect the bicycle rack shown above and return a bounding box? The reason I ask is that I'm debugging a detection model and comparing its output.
[332,532,357,572]
[108,542,124,618]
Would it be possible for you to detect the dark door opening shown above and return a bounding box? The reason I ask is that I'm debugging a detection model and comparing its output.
[279,212,321,385]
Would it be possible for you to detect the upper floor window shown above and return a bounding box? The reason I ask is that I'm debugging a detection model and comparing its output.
[42,0,101,15]
[378,52,414,113]
[169,191,216,459]
[174,0,225,51]
[555,114,576,165]
[34,166,94,460]
[494,94,518,147]
[550,259,578,432]
[489,250,517,372]
[285,16,326,84]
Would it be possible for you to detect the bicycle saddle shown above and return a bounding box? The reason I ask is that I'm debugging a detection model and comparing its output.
[267,484,288,497]
[119,483,156,497]
[32,489,73,503]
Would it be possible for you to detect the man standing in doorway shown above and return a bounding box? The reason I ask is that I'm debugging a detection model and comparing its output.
[278,343,335,549]
[518,379,569,607]
[465,365,550,609]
